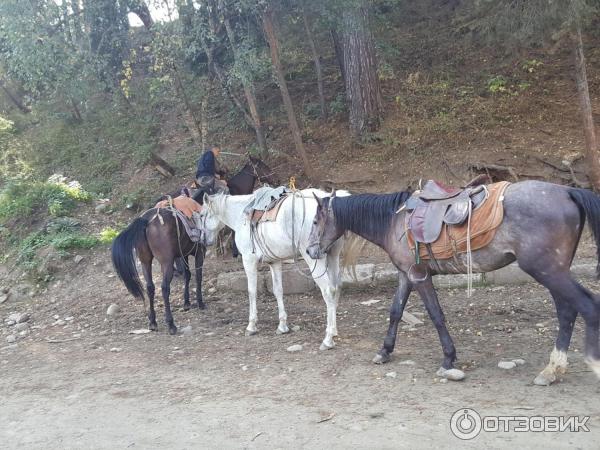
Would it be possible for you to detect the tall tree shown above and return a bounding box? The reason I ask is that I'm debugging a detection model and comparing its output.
[219,0,268,153]
[262,5,314,178]
[341,0,382,137]
[301,2,327,120]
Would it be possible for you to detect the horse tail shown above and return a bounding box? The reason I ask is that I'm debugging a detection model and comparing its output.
[111,217,149,299]
[569,188,600,277]
[341,232,367,280]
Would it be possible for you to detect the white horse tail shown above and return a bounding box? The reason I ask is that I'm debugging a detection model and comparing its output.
[341,232,367,280]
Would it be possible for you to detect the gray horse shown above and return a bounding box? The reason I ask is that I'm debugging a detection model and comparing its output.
[306,180,600,385]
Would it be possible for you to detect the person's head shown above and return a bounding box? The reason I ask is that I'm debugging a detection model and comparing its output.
[210,146,221,157]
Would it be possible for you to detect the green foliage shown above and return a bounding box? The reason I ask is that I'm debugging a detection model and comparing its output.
[0,177,91,223]
[522,59,543,73]
[487,76,508,93]
[329,93,347,115]
[99,227,120,244]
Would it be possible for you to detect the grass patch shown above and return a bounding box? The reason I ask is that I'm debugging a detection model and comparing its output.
[0,176,92,224]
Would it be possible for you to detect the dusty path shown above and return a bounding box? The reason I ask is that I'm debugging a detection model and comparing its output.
[1,255,599,449]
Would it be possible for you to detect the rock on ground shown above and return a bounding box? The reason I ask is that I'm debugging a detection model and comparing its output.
[498,361,517,370]
[286,344,303,352]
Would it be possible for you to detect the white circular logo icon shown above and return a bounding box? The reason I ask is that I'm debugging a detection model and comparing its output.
[450,408,482,440]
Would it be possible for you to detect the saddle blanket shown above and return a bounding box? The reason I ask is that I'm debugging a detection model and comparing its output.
[244,186,290,224]
[154,195,202,242]
[406,181,511,260]
[155,195,201,218]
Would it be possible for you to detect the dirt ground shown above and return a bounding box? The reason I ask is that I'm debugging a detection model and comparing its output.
[1,248,599,449]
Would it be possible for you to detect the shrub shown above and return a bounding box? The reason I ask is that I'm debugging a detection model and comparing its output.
[0,175,92,223]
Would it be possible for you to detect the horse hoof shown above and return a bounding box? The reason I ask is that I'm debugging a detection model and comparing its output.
[148,323,158,332]
[372,353,390,365]
[276,325,290,335]
[245,329,258,337]
[168,326,178,336]
[197,302,207,310]
[319,342,334,351]
[437,367,465,381]
[533,373,555,386]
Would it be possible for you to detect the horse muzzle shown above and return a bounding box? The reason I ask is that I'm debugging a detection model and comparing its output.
[306,245,324,260]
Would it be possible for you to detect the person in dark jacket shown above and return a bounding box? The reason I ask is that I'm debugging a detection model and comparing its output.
[195,146,228,194]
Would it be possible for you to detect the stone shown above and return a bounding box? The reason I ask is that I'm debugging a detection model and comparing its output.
[292,325,301,332]
[15,312,30,324]
[0,293,8,304]
[18,330,28,337]
[437,368,466,381]
[73,255,84,264]
[498,361,517,370]
[95,203,110,214]
[6,335,16,343]
[181,325,193,336]
[385,371,397,378]
[14,322,29,332]
[110,347,122,353]
[401,312,423,326]
[398,360,416,366]
[208,287,216,294]
[106,304,120,317]
[512,358,526,366]
[286,344,303,352]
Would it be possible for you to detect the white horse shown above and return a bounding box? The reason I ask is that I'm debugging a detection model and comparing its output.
[201,189,352,350]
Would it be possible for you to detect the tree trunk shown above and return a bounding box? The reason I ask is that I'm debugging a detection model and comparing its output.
[572,27,600,191]
[330,29,346,88]
[129,0,154,30]
[342,2,382,137]
[262,8,314,179]
[302,4,327,120]
[0,80,31,114]
[221,8,268,153]
[201,93,208,151]
[172,65,203,144]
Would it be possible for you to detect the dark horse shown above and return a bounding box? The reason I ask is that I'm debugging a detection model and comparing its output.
[112,156,277,334]
[111,190,219,334]
[307,180,600,385]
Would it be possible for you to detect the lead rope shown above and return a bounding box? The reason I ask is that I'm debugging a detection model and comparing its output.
[466,200,473,297]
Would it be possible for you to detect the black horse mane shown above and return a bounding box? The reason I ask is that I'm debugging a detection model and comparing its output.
[329,191,412,241]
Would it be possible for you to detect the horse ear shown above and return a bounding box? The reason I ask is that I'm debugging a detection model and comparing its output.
[313,192,323,208]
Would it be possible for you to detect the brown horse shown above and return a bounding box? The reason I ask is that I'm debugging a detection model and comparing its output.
[111,191,221,334]
[306,181,600,385]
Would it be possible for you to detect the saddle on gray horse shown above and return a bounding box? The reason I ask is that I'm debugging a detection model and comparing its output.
[404,176,490,244]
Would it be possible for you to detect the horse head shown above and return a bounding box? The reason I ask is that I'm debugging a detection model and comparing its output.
[248,156,280,186]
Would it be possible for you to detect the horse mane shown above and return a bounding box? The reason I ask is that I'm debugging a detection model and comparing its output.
[330,192,411,241]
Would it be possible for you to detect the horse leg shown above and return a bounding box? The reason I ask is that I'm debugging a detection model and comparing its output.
[161,261,178,335]
[182,256,192,311]
[373,271,412,364]
[242,254,260,336]
[304,254,338,350]
[269,261,289,334]
[231,232,239,258]
[414,277,463,380]
[519,265,599,384]
[141,259,158,331]
[194,245,206,310]
[325,246,343,337]
[534,296,577,386]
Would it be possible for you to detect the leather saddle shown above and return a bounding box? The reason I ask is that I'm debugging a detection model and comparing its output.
[250,194,288,225]
[405,175,490,244]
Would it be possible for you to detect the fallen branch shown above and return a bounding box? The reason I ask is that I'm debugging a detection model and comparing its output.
[45,336,81,343]
[470,163,519,182]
